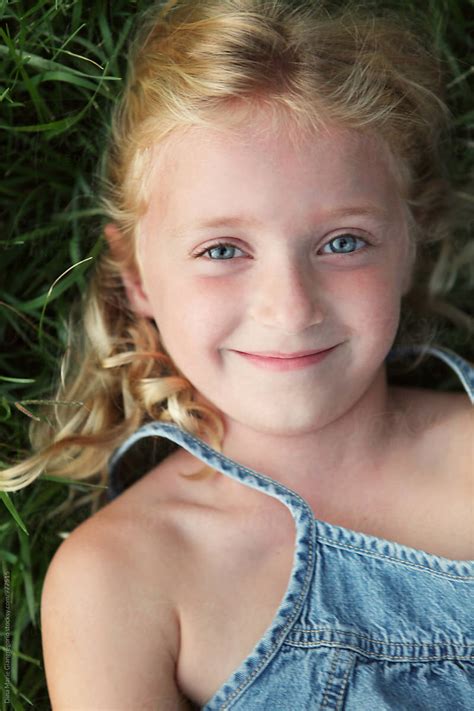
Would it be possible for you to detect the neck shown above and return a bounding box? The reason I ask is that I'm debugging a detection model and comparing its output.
[218,366,401,502]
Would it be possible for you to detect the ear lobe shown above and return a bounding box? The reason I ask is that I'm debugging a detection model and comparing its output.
[103,223,154,318]
[120,270,155,318]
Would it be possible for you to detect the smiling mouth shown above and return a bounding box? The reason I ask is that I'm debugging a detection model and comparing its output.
[233,347,335,358]
[231,346,338,371]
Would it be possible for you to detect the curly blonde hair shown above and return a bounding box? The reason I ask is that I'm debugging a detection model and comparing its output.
[2,0,471,515]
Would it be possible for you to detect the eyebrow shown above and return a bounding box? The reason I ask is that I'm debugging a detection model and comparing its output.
[173,205,388,236]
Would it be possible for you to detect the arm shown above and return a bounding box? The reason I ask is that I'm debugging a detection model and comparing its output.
[40,525,194,710]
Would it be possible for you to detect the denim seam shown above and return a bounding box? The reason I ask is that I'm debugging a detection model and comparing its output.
[320,647,340,708]
[169,430,303,494]
[110,422,309,512]
[289,627,474,649]
[217,522,316,710]
[283,640,474,662]
[316,536,474,580]
[110,423,473,580]
[335,653,356,711]
[174,433,473,581]
[320,649,356,710]
[111,422,320,711]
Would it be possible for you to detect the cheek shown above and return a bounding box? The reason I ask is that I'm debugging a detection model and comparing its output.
[146,272,239,350]
[332,268,402,334]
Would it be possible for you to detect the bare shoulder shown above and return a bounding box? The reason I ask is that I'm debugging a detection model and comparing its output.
[41,469,199,710]
[388,385,473,559]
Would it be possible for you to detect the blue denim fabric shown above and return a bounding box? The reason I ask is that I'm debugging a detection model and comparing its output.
[108,345,474,710]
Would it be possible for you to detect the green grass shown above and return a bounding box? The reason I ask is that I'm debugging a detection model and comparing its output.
[0,3,151,708]
[0,0,472,708]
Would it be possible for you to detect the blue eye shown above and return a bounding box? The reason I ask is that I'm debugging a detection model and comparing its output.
[321,234,367,254]
[201,242,245,260]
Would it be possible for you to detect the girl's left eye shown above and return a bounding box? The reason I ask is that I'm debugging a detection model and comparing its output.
[320,234,368,255]
[196,234,369,260]
[197,242,246,260]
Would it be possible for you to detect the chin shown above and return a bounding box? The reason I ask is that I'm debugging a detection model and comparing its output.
[224,405,334,437]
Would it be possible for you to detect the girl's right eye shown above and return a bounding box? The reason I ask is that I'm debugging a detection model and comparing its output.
[196,242,246,260]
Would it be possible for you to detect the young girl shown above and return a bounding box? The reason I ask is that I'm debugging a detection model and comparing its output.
[4,0,473,708]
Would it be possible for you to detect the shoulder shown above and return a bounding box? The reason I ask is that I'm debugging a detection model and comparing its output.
[57,444,227,597]
[41,486,194,709]
[57,456,198,601]
[389,386,473,559]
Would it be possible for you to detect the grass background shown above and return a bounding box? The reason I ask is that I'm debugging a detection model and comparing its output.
[0,0,472,708]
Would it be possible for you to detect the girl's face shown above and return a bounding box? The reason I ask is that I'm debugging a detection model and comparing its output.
[133,113,413,435]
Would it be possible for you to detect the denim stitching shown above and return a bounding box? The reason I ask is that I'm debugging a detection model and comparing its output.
[335,653,356,711]
[110,423,474,580]
[105,346,474,706]
[288,627,474,649]
[166,429,314,512]
[387,344,474,404]
[109,421,318,711]
[316,536,474,581]
[217,522,315,709]
[168,431,473,581]
[163,433,318,708]
[282,640,474,662]
[320,647,340,708]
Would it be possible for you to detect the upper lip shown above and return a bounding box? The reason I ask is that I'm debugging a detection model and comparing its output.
[234,347,334,358]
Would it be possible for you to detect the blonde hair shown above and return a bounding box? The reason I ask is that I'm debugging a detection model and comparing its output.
[2,0,472,514]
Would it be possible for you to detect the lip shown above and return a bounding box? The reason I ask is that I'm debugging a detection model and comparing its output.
[239,349,330,358]
[231,346,338,371]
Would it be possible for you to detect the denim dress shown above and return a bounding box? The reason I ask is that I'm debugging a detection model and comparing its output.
[108,345,474,710]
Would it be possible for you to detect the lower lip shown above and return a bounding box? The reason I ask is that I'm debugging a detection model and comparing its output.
[233,347,337,371]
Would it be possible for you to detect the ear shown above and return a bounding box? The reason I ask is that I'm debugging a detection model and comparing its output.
[103,223,154,318]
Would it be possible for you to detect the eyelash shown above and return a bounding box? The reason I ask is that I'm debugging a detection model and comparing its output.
[195,234,370,261]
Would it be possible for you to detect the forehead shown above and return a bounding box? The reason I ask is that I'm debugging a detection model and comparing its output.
[142,112,404,229]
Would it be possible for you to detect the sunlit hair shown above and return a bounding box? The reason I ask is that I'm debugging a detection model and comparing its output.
[2,0,472,513]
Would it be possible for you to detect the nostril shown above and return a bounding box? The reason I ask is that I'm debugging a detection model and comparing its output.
[248,273,324,333]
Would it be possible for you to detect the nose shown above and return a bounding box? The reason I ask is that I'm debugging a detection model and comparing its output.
[248,255,325,334]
